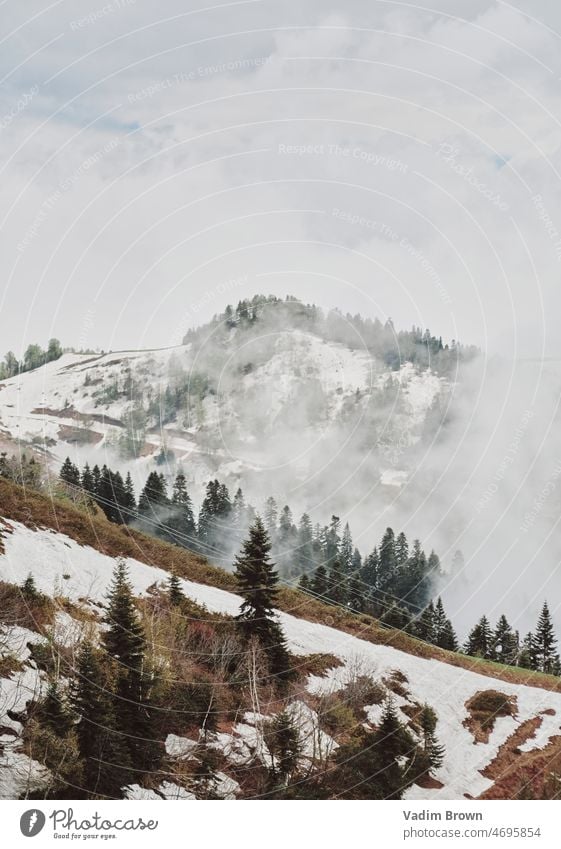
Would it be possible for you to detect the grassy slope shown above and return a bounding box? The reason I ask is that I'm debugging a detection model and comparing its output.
[2,477,560,694]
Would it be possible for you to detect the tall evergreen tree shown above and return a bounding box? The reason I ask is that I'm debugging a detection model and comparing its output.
[168,471,196,543]
[492,614,519,665]
[324,515,341,567]
[103,560,160,773]
[464,615,493,659]
[326,559,348,606]
[264,496,278,537]
[138,471,168,515]
[296,513,314,574]
[395,531,409,566]
[60,456,80,487]
[311,564,329,598]
[533,602,559,674]
[378,528,397,594]
[433,597,458,651]
[81,463,95,496]
[415,601,435,644]
[72,641,131,798]
[234,518,291,679]
[419,704,445,773]
[340,523,354,574]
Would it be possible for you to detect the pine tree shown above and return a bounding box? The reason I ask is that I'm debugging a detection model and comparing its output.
[464,615,493,659]
[437,618,459,652]
[419,703,445,773]
[103,560,160,773]
[232,488,246,528]
[92,464,101,494]
[264,496,278,537]
[361,547,379,588]
[347,573,364,612]
[81,463,95,496]
[326,559,347,605]
[371,699,417,798]
[234,519,291,679]
[72,641,131,798]
[265,710,301,782]
[324,515,341,567]
[533,602,559,674]
[492,614,519,665]
[168,572,184,606]
[311,564,329,598]
[60,456,80,487]
[378,527,397,594]
[39,682,74,736]
[138,471,168,515]
[296,513,314,574]
[517,632,535,669]
[168,472,196,543]
[21,573,44,603]
[298,573,311,592]
[415,601,435,643]
[395,531,409,566]
[123,472,136,517]
[340,523,354,574]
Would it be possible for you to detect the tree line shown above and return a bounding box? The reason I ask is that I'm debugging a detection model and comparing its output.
[58,457,444,621]
[57,457,561,677]
[0,338,63,380]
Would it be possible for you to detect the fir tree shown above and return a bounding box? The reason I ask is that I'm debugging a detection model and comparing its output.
[415,601,435,643]
[103,560,160,773]
[296,513,314,574]
[533,602,559,674]
[168,471,196,543]
[492,614,519,665]
[81,463,95,496]
[395,531,409,566]
[72,641,131,798]
[378,527,397,594]
[326,559,347,605]
[311,564,329,598]
[39,682,73,736]
[168,572,185,606]
[464,615,493,659]
[517,632,535,669]
[324,515,341,567]
[265,710,301,783]
[264,496,278,537]
[138,471,168,515]
[419,704,445,772]
[60,456,80,487]
[340,523,354,574]
[234,518,291,679]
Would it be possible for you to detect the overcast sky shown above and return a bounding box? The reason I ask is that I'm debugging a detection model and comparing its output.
[2,0,561,357]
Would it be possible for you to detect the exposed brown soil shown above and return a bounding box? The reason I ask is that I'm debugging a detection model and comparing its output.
[31,407,124,427]
[479,721,561,799]
[464,690,517,743]
[57,425,103,445]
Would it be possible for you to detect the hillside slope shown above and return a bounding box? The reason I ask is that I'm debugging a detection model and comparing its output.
[1,481,560,801]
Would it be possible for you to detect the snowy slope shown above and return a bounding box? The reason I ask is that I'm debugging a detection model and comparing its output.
[1,519,560,801]
[0,334,446,510]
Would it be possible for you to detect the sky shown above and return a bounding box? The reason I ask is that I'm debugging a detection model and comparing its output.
[2,1,561,358]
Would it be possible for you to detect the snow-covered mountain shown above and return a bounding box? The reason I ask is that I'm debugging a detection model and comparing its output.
[1,507,560,801]
[0,319,449,531]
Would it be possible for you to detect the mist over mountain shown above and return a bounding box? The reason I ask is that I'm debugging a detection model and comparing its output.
[1,295,560,637]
